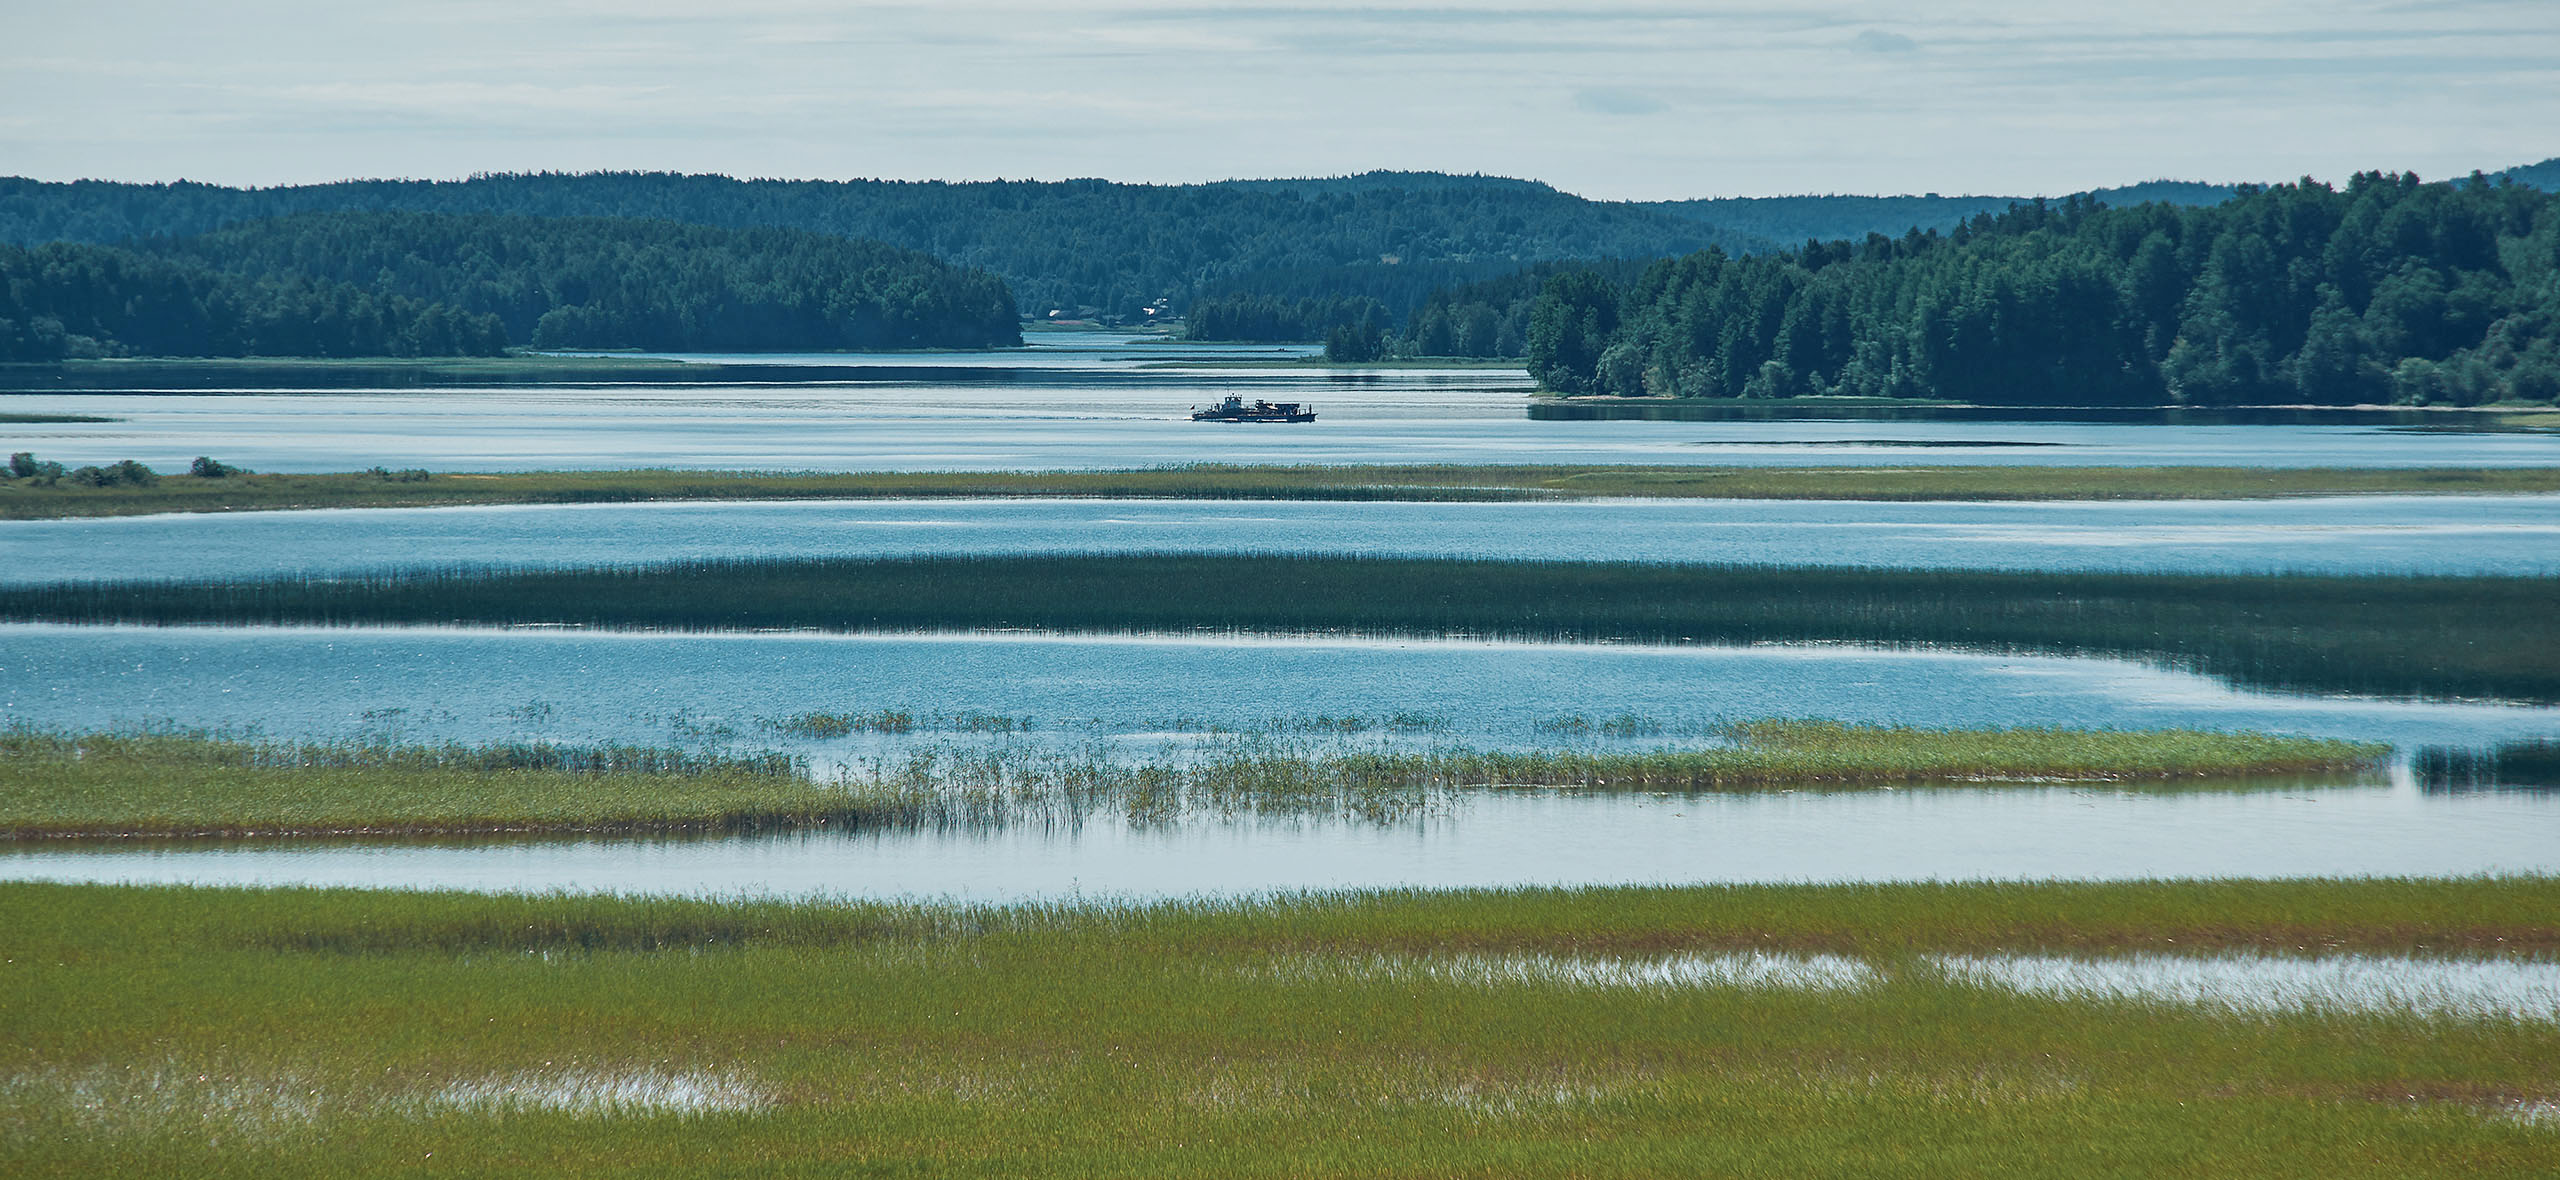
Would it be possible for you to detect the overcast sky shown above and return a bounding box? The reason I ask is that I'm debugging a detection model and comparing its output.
[6,0,2556,200]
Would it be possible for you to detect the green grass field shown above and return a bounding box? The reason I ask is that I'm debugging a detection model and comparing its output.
[6,463,2560,519]
[2,878,2553,1178]
[0,723,2382,839]
[13,555,2549,703]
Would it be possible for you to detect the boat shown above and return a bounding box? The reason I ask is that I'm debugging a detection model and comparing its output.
[1190,395,1316,423]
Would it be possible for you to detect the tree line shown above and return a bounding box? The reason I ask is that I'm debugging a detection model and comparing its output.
[0,212,1021,360]
[1524,172,2560,405]
[155,212,1021,352]
[0,172,1755,320]
[1190,259,1654,361]
[1,241,505,361]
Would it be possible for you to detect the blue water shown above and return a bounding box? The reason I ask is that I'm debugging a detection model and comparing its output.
[7,336,2558,897]
[5,624,2553,763]
[10,495,2559,584]
[5,340,2556,473]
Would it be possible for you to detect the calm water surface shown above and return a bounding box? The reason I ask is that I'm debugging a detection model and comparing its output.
[8,336,2557,897]
[6,624,2555,760]
[13,495,2560,582]
[5,774,2554,901]
[7,338,2557,472]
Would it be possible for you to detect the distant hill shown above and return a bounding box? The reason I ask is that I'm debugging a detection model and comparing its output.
[1642,181,2239,247]
[2488,156,2560,190]
[0,211,1021,360]
[8,163,2547,328]
[149,211,1022,352]
[1207,171,1561,197]
[0,172,1753,318]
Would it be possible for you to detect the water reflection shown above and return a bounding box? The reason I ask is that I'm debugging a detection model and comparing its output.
[4,775,2555,900]
[2416,741,2560,794]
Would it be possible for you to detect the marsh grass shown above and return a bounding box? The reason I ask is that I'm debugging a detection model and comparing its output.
[8,462,2560,519]
[12,553,2550,702]
[2,878,2556,1177]
[765,709,915,737]
[0,729,850,839]
[0,722,2381,839]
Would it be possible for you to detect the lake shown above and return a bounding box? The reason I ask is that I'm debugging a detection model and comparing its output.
[5,336,2557,899]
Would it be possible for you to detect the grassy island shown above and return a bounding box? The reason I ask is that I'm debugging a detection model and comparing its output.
[0,723,2384,840]
[4,462,2560,520]
[2,876,2554,1177]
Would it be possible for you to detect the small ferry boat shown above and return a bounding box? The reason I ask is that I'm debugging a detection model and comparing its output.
[1190,395,1316,423]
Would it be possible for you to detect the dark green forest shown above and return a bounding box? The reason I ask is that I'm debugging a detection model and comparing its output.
[1645,182,2241,247]
[0,213,1019,360]
[1526,173,2560,405]
[1185,294,1391,346]
[1191,261,1656,359]
[152,212,1020,352]
[0,172,1751,318]
[0,242,505,361]
[1396,260,1657,359]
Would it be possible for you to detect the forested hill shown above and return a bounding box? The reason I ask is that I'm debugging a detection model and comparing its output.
[148,212,1021,352]
[0,213,1021,360]
[1642,182,2242,248]
[0,172,1754,317]
[1526,172,2560,406]
[0,241,507,361]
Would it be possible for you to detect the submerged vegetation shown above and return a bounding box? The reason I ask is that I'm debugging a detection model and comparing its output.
[2,877,2555,1177]
[10,554,2550,703]
[0,723,2382,839]
[7,462,2560,519]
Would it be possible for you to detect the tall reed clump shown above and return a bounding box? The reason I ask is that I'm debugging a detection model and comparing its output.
[6,554,2552,702]
[0,729,864,839]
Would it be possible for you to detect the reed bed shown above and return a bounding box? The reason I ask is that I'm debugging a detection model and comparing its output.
[7,462,2560,519]
[0,723,2382,840]
[9,554,2551,702]
[0,730,859,839]
[3,878,2554,1178]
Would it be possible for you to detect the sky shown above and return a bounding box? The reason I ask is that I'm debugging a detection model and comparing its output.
[5,0,2558,200]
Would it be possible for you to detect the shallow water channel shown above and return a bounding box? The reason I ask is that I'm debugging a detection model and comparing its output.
[13,494,2560,582]
[6,771,2556,901]
[4,624,2557,900]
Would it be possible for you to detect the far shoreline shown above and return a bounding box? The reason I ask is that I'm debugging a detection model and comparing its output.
[9,463,2560,520]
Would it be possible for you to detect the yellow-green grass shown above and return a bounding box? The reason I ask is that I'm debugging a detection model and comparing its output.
[0,724,2386,840]
[0,731,856,839]
[1,878,2554,1178]
[8,463,2560,518]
